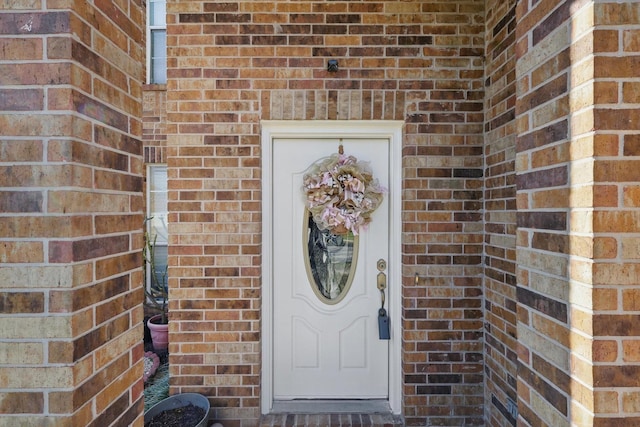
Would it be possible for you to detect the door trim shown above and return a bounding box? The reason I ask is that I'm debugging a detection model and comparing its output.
[261,120,403,415]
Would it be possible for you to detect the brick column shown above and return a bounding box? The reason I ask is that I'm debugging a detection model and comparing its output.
[516,1,640,425]
[590,2,640,425]
[0,1,145,425]
[515,0,588,424]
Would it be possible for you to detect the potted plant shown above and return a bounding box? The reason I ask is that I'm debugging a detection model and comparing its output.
[144,218,169,352]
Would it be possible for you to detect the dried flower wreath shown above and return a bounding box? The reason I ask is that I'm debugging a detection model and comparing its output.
[302,145,385,235]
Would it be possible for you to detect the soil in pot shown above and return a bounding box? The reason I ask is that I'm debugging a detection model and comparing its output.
[144,403,206,427]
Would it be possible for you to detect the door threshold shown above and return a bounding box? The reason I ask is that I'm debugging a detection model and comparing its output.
[271,399,392,414]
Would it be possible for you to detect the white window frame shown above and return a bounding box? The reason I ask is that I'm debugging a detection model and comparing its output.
[146,0,167,84]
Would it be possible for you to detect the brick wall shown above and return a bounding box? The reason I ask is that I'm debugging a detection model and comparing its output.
[590,2,640,425]
[143,85,167,164]
[0,1,145,425]
[164,1,485,425]
[483,0,518,425]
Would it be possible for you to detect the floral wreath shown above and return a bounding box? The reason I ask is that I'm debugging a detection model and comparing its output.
[302,145,385,235]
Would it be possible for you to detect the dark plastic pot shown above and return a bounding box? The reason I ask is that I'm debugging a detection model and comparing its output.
[144,393,210,427]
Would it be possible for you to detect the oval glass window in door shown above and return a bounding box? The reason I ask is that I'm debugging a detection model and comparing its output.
[303,210,359,305]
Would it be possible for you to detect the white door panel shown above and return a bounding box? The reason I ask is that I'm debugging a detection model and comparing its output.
[272,138,389,399]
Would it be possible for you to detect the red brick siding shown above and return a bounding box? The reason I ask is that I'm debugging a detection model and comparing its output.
[483,1,518,426]
[0,1,145,426]
[143,85,168,164]
[165,1,485,425]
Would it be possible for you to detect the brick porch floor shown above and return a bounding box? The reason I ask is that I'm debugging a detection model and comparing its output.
[258,413,404,426]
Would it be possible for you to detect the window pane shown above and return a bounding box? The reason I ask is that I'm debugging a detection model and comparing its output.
[148,165,168,244]
[150,244,168,293]
[150,166,167,209]
[147,166,168,293]
[150,0,166,26]
[149,213,168,244]
[151,30,167,84]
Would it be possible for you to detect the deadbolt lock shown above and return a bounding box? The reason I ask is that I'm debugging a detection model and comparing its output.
[377,259,387,271]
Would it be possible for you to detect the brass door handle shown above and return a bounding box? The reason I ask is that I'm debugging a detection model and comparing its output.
[377,259,387,309]
[377,258,390,340]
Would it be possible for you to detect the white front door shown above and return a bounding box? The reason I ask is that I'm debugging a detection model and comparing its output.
[272,137,390,399]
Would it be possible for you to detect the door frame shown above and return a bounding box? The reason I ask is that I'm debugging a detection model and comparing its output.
[261,120,403,415]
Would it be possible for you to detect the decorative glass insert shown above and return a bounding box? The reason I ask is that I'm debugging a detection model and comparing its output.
[304,210,359,304]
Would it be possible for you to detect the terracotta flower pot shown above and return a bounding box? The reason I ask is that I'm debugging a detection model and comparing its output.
[144,393,210,427]
[147,314,169,352]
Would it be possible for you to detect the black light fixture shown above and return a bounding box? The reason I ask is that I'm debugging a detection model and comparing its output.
[327,59,339,72]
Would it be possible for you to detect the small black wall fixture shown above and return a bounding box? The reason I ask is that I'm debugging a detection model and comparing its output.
[327,59,339,72]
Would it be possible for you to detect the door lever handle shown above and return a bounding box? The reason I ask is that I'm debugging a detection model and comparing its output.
[377,259,390,340]
[377,271,386,289]
[377,272,386,309]
[376,259,387,309]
